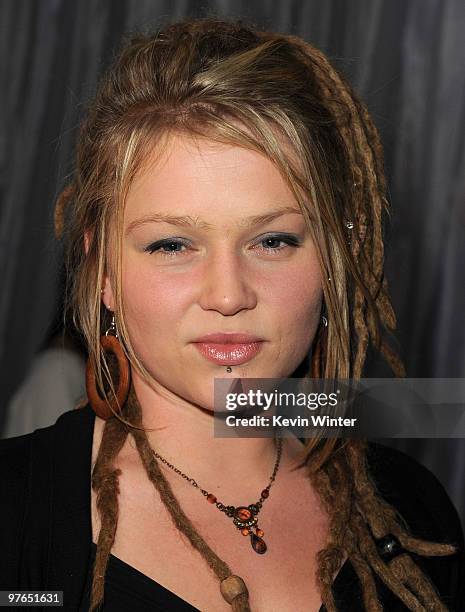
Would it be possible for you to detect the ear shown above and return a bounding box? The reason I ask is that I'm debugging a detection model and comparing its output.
[84,229,115,311]
[101,275,115,312]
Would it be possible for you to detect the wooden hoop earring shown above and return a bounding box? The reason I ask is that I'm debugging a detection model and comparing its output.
[86,317,130,420]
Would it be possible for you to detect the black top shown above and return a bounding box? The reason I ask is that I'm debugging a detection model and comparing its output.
[1,404,464,611]
[80,542,198,611]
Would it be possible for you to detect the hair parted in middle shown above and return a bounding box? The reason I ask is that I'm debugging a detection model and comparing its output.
[55,16,457,612]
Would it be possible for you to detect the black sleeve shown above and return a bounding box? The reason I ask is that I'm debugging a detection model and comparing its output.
[0,434,31,588]
[367,441,465,612]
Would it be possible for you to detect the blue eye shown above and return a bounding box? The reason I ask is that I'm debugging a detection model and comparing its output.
[144,234,300,259]
[254,234,300,254]
[144,238,189,257]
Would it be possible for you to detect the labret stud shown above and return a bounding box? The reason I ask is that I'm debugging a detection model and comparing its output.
[226,366,232,373]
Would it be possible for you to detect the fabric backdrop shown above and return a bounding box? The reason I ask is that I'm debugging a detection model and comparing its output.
[1,0,464,521]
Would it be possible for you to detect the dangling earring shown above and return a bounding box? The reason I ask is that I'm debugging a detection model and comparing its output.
[86,312,131,420]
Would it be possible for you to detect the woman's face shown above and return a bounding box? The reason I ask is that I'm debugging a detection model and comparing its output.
[103,132,323,410]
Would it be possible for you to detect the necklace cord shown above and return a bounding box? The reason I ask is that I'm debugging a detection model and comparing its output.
[150,430,283,515]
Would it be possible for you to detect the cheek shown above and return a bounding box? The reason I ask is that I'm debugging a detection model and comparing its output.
[262,259,323,357]
[266,262,322,321]
[121,263,191,341]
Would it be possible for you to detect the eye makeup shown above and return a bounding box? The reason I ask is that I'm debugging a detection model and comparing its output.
[143,232,302,259]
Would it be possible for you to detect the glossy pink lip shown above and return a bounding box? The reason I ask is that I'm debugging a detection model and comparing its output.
[193,341,264,365]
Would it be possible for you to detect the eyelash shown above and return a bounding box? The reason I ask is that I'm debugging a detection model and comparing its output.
[144,234,301,259]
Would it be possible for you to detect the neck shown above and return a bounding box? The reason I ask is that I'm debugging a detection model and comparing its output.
[120,370,306,497]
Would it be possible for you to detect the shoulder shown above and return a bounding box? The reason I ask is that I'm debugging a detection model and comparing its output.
[365,441,463,544]
[0,431,31,462]
[365,441,465,609]
[0,404,94,498]
[0,433,32,517]
[0,403,93,448]
[0,405,94,589]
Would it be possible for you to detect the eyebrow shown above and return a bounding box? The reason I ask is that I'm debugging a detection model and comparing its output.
[125,206,303,234]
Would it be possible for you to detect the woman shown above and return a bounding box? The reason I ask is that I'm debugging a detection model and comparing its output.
[1,17,463,612]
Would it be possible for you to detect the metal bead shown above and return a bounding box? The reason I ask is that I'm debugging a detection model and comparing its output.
[376,534,404,561]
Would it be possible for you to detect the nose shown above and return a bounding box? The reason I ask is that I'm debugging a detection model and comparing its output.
[197,247,258,316]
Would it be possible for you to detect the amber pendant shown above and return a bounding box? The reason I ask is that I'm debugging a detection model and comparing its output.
[231,505,267,554]
[250,532,267,554]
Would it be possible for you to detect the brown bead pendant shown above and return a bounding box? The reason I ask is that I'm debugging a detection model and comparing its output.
[251,532,267,554]
[231,505,267,554]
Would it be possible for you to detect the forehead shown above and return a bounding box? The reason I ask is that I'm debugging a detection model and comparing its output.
[123,131,303,228]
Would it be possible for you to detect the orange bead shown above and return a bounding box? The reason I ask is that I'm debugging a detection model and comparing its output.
[207,494,217,504]
[256,528,264,537]
[241,528,250,536]
[235,507,252,521]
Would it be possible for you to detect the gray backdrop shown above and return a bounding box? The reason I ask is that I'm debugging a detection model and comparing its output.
[1,0,464,522]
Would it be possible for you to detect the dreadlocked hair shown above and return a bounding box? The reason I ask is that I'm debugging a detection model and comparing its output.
[90,383,251,611]
[56,16,459,612]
